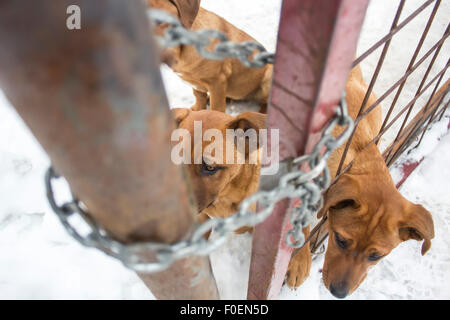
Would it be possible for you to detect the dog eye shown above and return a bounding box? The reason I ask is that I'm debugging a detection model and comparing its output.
[331,199,358,210]
[200,163,220,176]
[368,253,383,262]
[334,232,348,250]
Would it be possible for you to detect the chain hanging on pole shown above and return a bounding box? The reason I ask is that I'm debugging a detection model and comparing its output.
[44,9,355,274]
[148,9,275,68]
[45,94,353,273]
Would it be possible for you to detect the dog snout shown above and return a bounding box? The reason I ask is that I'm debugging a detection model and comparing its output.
[330,282,349,299]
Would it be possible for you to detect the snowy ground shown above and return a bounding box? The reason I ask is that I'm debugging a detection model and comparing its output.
[0,0,449,299]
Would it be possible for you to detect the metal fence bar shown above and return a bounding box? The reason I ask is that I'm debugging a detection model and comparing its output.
[357,31,449,120]
[385,72,447,165]
[382,79,449,162]
[384,22,448,162]
[438,97,449,121]
[336,0,405,175]
[378,0,442,143]
[352,0,436,68]
[307,0,449,255]
[309,79,449,254]
[374,64,449,143]
[247,0,369,300]
[409,82,448,151]
[0,0,219,300]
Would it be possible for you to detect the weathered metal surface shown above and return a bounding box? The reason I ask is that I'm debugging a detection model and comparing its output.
[247,0,369,300]
[0,0,218,299]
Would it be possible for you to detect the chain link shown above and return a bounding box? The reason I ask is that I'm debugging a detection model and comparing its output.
[45,94,353,273]
[147,9,275,68]
[284,96,354,247]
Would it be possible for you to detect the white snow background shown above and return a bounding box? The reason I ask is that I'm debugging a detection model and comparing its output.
[0,0,449,299]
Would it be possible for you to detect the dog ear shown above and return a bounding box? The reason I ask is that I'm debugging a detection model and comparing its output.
[398,204,434,255]
[170,0,201,28]
[171,108,190,127]
[227,112,267,161]
[317,174,361,219]
[229,112,267,132]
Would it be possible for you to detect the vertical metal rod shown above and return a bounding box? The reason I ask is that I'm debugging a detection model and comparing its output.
[247,0,369,300]
[312,80,449,253]
[336,0,405,175]
[371,65,449,144]
[378,0,441,143]
[386,66,446,165]
[381,79,449,164]
[357,33,450,119]
[0,0,219,300]
[352,0,436,68]
[415,85,448,148]
[438,97,449,121]
[384,23,448,163]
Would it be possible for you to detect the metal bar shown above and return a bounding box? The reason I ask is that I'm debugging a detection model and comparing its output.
[247,0,369,300]
[378,1,442,143]
[311,78,449,254]
[356,30,449,121]
[336,0,405,175]
[339,60,449,161]
[352,0,436,68]
[0,0,219,300]
[415,89,448,147]
[384,22,448,162]
[438,97,449,121]
[368,64,449,147]
[308,0,449,255]
[382,79,449,163]
[386,68,447,165]
[393,98,449,189]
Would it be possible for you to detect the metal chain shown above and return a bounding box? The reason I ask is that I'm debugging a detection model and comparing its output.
[147,9,275,68]
[45,95,353,273]
[284,96,354,248]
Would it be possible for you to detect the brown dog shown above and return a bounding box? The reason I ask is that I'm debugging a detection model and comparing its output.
[171,108,267,224]
[148,0,272,113]
[286,66,435,298]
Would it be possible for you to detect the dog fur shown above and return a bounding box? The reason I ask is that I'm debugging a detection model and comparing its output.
[148,0,272,113]
[156,1,435,299]
[286,66,435,298]
[171,108,266,228]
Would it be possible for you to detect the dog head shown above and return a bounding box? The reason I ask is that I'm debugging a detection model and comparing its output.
[171,108,266,218]
[320,146,434,298]
[147,0,200,29]
[147,0,200,65]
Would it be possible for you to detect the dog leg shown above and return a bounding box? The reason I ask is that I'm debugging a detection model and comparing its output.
[191,89,208,111]
[286,226,312,289]
[209,74,228,113]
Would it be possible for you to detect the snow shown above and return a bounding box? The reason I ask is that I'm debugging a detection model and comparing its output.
[0,0,449,299]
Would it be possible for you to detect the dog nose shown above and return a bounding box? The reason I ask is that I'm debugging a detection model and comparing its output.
[330,282,349,299]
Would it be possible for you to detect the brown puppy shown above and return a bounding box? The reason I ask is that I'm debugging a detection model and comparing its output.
[171,108,266,224]
[286,66,435,298]
[148,0,272,113]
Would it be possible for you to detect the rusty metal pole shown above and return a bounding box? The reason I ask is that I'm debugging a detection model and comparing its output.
[0,0,218,300]
[247,0,369,300]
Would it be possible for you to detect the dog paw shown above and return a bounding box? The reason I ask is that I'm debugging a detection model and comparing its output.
[286,249,312,289]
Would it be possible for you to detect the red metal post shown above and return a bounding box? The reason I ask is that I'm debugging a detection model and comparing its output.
[247,0,369,300]
[0,0,218,299]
